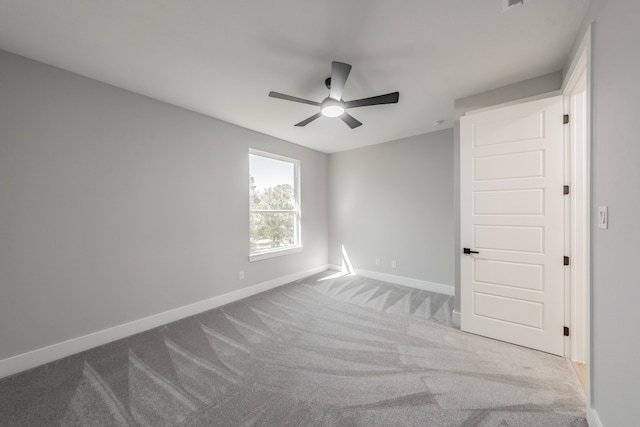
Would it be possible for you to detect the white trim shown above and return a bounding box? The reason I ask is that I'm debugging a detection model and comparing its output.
[248,148,302,259]
[562,23,592,93]
[564,58,588,364]
[354,268,454,296]
[584,22,594,419]
[248,245,302,262]
[327,264,454,297]
[563,22,593,416]
[0,265,330,380]
[249,148,298,165]
[451,309,461,328]
[587,408,603,427]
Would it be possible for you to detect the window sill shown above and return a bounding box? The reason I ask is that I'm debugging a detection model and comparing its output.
[249,246,302,262]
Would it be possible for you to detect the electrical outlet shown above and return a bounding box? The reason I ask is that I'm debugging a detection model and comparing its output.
[239,271,245,280]
[391,260,397,269]
[375,258,380,266]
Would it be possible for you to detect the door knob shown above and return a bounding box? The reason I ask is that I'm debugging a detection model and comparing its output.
[463,248,479,254]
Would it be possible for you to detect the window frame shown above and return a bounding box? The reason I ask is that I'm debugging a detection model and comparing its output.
[248,149,302,262]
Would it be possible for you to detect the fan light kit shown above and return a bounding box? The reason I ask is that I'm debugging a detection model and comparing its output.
[269,61,399,129]
[321,99,344,117]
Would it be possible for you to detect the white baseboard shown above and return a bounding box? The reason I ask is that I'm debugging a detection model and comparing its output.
[0,265,329,380]
[587,408,603,427]
[452,309,461,328]
[354,268,454,296]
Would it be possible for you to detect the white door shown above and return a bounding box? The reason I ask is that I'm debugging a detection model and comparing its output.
[460,95,565,356]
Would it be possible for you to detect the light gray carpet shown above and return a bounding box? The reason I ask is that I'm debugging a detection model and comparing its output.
[0,271,586,426]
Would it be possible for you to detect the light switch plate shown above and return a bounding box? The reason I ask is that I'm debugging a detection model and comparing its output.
[598,206,608,229]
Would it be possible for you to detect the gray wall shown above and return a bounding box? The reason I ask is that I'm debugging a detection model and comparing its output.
[452,72,563,313]
[328,130,454,288]
[0,50,328,361]
[577,2,640,425]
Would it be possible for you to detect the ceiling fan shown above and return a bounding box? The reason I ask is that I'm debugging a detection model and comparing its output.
[268,61,399,129]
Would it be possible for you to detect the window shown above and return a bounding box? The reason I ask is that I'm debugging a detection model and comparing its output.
[249,150,301,261]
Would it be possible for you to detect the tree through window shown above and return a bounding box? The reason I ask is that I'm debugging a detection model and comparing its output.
[249,150,300,259]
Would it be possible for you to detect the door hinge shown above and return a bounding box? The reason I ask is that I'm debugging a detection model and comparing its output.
[563,185,570,195]
[563,114,570,124]
[564,326,570,336]
[564,256,570,266]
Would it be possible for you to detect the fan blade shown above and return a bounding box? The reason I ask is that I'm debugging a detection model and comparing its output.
[295,112,322,127]
[340,112,362,129]
[269,91,321,107]
[344,92,399,109]
[329,61,352,101]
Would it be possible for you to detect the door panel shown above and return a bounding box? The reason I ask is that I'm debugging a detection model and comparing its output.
[472,112,545,146]
[474,189,544,215]
[474,259,544,291]
[473,151,545,180]
[461,96,564,356]
[474,225,544,253]
[473,293,543,329]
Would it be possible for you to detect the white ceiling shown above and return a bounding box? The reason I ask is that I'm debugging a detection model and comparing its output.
[0,0,590,153]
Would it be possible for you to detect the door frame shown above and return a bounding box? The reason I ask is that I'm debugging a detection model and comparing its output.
[563,50,588,363]
[562,23,592,408]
